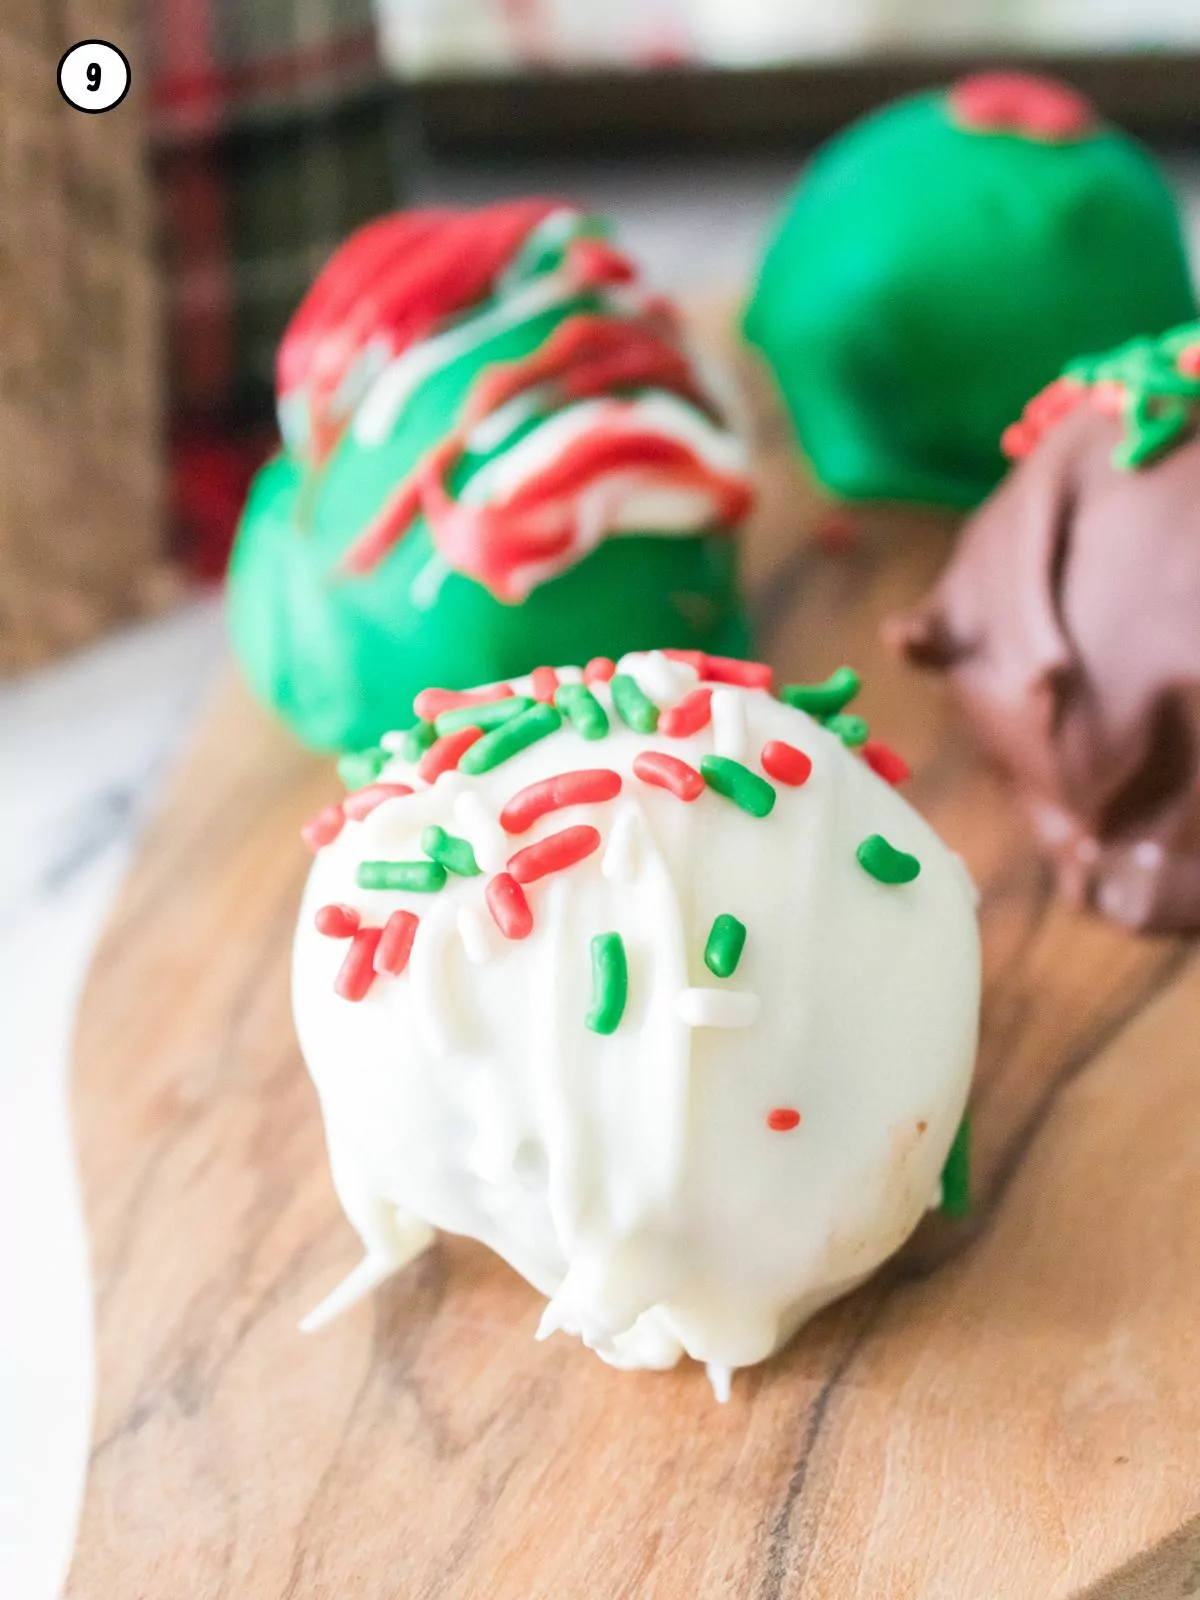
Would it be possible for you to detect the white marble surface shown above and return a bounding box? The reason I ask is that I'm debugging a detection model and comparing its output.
[0,600,226,1600]
[4,151,1200,1597]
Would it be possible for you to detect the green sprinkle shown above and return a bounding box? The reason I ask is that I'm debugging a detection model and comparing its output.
[586,932,628,1034]
[826,712,869,748]
[555,682,609,740]
[856,833,921,884]
[356,860,447,892]
[700,755,776,818]
[940,1115,971,1218]
[704,913,747,978]
[434,696,535,736]
[1062,325,1200,472]
[609,673,659,734]
[779,666,861,720]
[338,747,389,790]
[399,721,436,763]
[459,703,562,774]
[420,824,480,877]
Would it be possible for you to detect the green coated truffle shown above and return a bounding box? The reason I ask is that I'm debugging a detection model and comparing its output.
[743,79,1197,509]
[229,203,752,752]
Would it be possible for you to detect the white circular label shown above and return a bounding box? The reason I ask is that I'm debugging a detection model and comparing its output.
[57,40,131,114]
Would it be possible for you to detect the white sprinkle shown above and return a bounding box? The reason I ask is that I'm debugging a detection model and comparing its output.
[409,902,457,1058]
[677,988,760,1028]
[555,664,584,687]
[706,1362,733,1404]
[621,648,698,707]
[432,770,466,800]
[457,906,492,964]
[380,730,409,754]
[710,686,746,761]
[589,677,615,713]
[602,802,641,882]
[453,791,508,872]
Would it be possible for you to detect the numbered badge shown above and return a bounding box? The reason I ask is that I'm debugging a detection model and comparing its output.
[57,40,131,114]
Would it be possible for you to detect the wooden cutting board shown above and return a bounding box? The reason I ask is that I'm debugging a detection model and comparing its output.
[66,316,1200,1600]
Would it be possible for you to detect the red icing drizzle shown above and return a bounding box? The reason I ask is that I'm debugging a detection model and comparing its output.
[278,200,561,466]
[949,72,1095,142]
[338,312,750,598]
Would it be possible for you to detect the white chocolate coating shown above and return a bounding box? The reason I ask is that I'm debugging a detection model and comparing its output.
[293,654,980,1392]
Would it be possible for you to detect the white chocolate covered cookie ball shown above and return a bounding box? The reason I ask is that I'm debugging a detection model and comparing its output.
[293,650,980,1397]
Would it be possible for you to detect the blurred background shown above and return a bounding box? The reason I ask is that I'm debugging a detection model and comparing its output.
[8,0,1200,674]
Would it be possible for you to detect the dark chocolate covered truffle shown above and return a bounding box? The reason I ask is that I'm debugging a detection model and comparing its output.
[888,322,1200,932]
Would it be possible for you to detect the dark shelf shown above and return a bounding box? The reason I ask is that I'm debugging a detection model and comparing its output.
[410,52,1200,152]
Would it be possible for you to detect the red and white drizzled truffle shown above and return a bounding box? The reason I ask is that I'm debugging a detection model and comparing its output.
[293,652,980,1396]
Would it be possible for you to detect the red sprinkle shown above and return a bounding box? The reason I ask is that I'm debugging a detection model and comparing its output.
[658,687,712,739]
[529,665,559,704]
[767,1107,801,1132]
[418,724,484,783]
[704,655,773,691]
[584,656,617,685]
[315,903,360,939]
[632,750,704,802]
[413,683,513,721]
[374,909,419,976]
[301,803,345,852]
[342,782,414,821]
[862,740,912,786]
[508,824,601,884]
[500,768,622,834]
[335,927,383,1002]
[814,509,859,554]
[662,648,708,676]
[486,872,533,939]
[760,740,813,787]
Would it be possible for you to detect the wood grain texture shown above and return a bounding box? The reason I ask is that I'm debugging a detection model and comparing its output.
[67,314,1200,1599]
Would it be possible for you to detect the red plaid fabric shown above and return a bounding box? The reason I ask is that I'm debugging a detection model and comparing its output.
[143,0,404,574]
